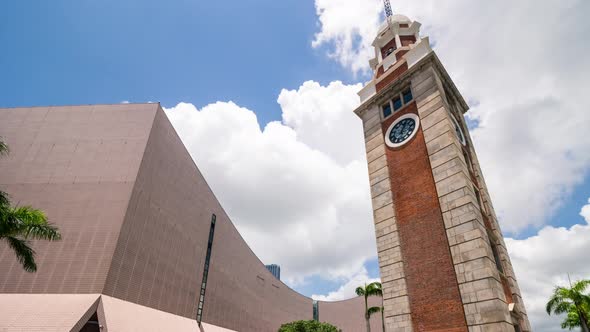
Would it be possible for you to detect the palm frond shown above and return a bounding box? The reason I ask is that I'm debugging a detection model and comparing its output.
[355,286,365,297]
[546,278,590,330]
[0,139,8,156]
[24,222,61,241]
[367,306,381,317]
[561,310,581,330]
[0,190,9,207]
[558,286,575,299]
[573,280,590,294]
[366,282,383,297]
[547,287,568,314]
[0,207,20,237]
[0,188,59,273]
[4,206,60,241]
[6,236,36,272]
[10,206,48,224]
[554,301,574,315]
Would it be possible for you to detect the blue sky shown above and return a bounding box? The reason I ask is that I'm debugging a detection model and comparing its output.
[1,0,358,125]
[3,0,587,238]
[2,1,589,322]
[1,0,378,296]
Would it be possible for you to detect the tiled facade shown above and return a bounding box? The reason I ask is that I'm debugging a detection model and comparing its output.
[319,296,383,332]
[0,104,383,331]
[0,104,156,295]
[354,14,530,332]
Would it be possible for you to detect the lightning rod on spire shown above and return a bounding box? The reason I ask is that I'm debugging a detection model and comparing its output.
[383,0,393,18]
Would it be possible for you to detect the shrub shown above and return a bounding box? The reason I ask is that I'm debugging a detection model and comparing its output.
[278,320,340,332]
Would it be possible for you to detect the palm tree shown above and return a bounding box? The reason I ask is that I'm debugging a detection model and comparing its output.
[546,278,590,332]
[372,282,385,332]
[356,281,382,332]
[0,138,61,272]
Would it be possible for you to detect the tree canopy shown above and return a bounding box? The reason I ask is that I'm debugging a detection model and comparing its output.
[546,278,590,331]
[356,281,383,332]
[278,320,340,332]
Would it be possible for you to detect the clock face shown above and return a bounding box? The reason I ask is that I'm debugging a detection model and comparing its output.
[389,118,415,144]
[385,113,420,148]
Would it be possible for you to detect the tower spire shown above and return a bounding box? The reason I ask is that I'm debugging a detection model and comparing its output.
[383,0,393,18]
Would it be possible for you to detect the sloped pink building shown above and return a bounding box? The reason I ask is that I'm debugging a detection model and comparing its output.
[0,104,382,331]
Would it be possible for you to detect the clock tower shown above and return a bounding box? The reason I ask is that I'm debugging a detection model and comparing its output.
[354,14,531,331]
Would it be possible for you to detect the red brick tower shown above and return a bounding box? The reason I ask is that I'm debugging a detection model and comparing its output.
[354,14,531,332]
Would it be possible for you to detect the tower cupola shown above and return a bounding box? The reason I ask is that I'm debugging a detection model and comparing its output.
[359,14,433,103]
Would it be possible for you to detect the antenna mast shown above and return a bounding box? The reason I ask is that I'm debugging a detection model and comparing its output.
[383,0,393,18]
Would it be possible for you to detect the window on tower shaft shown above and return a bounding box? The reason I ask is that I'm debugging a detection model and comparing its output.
[393,97,403,111]
[463,150,474,174]
[403,89,413,104]
[474,188,487,214]
[382,87,414,118]
[490,238,504,273]
[382,103,392,118]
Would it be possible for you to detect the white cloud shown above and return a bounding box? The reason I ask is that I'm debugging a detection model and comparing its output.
[312,0,590,233]
[506,198,590,332]
[310,0,590,328]
[312,267,379,301]
[278,80,364,165]
[164,82,376,285]
[161,2,590,325]
[312,0,382,75]
[581,198,590,222]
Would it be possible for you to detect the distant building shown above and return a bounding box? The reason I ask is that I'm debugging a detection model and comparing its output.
[265,264,281,280]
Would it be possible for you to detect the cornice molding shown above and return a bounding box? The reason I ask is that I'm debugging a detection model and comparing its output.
[354,51,470,118]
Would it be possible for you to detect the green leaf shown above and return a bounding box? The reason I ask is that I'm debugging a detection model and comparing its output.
[6,236,36,272]
[355,286,365,297]
[546,278,590,330]
[2,206,60,241]
[0,141,61,273]
[278,320,339,332]
[367,306,381,317]
[366,281,382,297]
[0,190,9,207]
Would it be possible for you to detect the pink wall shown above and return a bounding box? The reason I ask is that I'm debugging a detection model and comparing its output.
[0,104,382,332]
[320,296,384,332]
[0,104,157,294]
